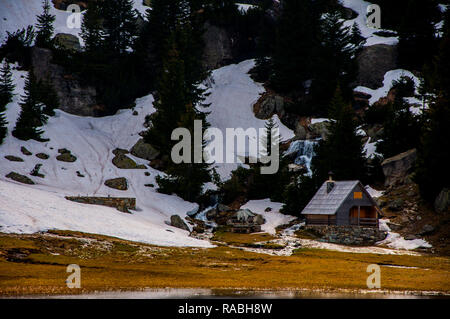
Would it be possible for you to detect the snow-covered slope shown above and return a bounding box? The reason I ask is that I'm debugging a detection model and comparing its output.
[203,60,294,179]
[0,0,148,44]
[341,0,398,46]
[0,59,293,246]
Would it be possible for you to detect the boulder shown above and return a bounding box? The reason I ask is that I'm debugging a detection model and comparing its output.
[381,149,417,187]
[253,93,285,119]
[30,164,45,178]
[254,214,266,225]
[202,22,233,70]
[20,146,32,156]
[104,177,128,191]
[6,172,35,185]
[4,155,24,162]
[56,149,77,162]
[387,199,404,211]
[130,139,160,161]
[308,121,330,140]
[31,47,98,116]
[355,44,398,89]
[419,224,435,235]
[170,215,190,231]
[434,188,450,213]
[53,33,81,51]
[36,153,49,160]
[112,153,145,169]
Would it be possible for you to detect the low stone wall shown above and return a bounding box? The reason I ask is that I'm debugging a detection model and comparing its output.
[65,196,136,213]
[305,225,387,246]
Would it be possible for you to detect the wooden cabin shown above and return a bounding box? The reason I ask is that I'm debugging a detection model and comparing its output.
[301,179,380,227]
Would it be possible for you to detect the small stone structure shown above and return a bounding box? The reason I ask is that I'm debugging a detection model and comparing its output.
[65,196,136,213]
[305,225,387,246]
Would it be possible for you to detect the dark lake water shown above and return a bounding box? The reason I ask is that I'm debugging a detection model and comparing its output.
[13,288,449,299]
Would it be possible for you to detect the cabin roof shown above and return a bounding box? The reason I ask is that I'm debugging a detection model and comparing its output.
[301,180,375,215]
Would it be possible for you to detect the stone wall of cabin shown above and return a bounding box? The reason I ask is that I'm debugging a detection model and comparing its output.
[305,225,387,246]
[65,196,136,213]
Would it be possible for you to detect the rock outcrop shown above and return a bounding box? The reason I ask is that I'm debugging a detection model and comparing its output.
[4,155,24,162]
[202,22,233,70]
[130,139,160,161]
[31,47,98,116]
[56,148,77,162]
[434,188,450,214]
[53,33,81,51]
[355,44,398,89]
[65,196,136,213]
[6,172,35,185]
[253,92,285,119]
[381,149,417,187]
[170,215,190,231]
[104,177,128,191]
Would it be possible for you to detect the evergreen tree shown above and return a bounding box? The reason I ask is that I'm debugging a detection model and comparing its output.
[0,61,15,144]
[310,10,359,112]
[0,61,15,107]
[80,1,104,53]
[271,0,320,93]
[12,73,48,141]
[101,0,138,55]
[398,0,439,70]
[149,39,211,202]
[415,95,450,202]
[311,88,367,182]
[35,0,55,48]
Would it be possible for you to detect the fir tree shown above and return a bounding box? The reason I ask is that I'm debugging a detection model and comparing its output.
[35,0,55,48]
[12,73,48,141]
[0,61,15,144]
[415,96,450,203]
[0,61,15,108]
[80,1,104,53]
[271,0,320,93]
[101,0,138,55]
[311,88,367,182]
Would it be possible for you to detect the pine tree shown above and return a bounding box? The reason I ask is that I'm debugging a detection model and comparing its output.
[311,88,367,182]
[80,1,104,53]
[149,40,211,202]
[415,95,450,203]
[398,0,439,70]
[0,61,15,108]
[12,73,48,141]
[0,61,15,144]
[101,0,137,55]
[310,10,359,112]
[271,0,320,93]
[35,0,55,48]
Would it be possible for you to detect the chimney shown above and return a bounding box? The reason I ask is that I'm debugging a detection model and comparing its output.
[326,171,335,193]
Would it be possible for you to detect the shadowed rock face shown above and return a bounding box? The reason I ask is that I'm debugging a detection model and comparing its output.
[202,22,233,70]
[31,47,98,116]
[355,44,398,89]
[104,177,128,191]
[381,149,417,187]
[6,172,35,185]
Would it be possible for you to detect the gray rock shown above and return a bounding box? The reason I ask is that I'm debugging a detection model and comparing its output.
[434,188,450,213]
[104,177,128,191]
[130,139,160,161]
[36,153,49,160]
[56,149,77,162]
[202,22,233,70]
[381,149,417,187]
[6,172,35,185]
[254,214,265,225]
[20,146,32,156]
[4,155,24,162]
[388,199,404,211]
[308,121,330,140]
[112,153,145,169]
[170,215,190,231]
[254,94,285,119]
[53,33,81,51]
[404,234,417,240]
[419,224,435,235]
[186,207,199,217]
[217,204,231,212]
[31,47,98,116]
[355,44,398,89]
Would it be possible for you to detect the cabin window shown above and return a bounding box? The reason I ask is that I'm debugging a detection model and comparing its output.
[353,192,362,199]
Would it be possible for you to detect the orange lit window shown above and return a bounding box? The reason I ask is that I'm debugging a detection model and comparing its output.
[354,192,363,199]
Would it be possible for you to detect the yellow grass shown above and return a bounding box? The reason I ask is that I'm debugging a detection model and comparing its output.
[0,231,449,296]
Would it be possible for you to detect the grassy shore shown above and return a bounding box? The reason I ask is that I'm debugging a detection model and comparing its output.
[0,231,449,296]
